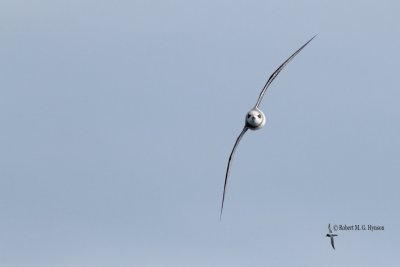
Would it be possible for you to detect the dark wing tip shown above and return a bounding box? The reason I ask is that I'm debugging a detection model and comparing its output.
[306,34,318,44]
[301,34,318,50]
[220,194,225,220]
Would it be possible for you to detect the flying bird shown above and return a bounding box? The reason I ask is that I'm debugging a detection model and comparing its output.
[220,35,316,219]
[326,224,338,250]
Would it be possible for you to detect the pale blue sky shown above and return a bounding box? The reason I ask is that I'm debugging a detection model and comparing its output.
[1,0,400,266]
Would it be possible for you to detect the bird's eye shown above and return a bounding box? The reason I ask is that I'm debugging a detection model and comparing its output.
[258,114,261,118]
[247,114,251,118]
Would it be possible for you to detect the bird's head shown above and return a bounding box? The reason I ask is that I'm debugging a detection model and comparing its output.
[245,108,266,130]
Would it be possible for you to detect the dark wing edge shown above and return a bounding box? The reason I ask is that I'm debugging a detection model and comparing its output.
[220,127,248,220]
[330,237,335,250]
[254,35,317,108]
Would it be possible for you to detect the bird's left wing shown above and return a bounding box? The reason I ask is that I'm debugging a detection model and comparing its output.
[330,237,335,250]
[220,127,248,219]
[254,35,316,108]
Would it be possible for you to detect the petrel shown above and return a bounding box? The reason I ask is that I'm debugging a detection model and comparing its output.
[220,35,316,219]
[326,224,338,250]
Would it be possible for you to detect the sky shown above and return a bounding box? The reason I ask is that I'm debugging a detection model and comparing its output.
[1,0,400,266]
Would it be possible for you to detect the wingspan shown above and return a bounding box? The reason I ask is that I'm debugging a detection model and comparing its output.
[254,35,316,108]
[220,127,248,219]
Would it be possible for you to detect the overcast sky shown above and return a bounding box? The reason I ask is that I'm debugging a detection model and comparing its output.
[1,0,400,266]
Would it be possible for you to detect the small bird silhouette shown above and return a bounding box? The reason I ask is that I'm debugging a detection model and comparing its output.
[326,224,338,250]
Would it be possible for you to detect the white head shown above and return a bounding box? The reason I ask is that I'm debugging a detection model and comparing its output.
[245,108,266,130]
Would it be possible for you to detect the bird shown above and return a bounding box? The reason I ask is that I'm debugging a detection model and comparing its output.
[326,224,338,250]
[220,35,316,219]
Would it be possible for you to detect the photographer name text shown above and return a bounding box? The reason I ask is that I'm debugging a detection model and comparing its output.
[333,224,384,232]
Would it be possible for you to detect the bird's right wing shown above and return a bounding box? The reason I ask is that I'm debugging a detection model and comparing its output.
[328,224,332,233]
[330,237,335,250]
[220,127,248,219]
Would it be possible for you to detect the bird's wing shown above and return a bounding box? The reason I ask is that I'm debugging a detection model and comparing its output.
[328,224,333,233]
[220,127,248,219]
[254,35,316,108]
[330,237,335,250]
